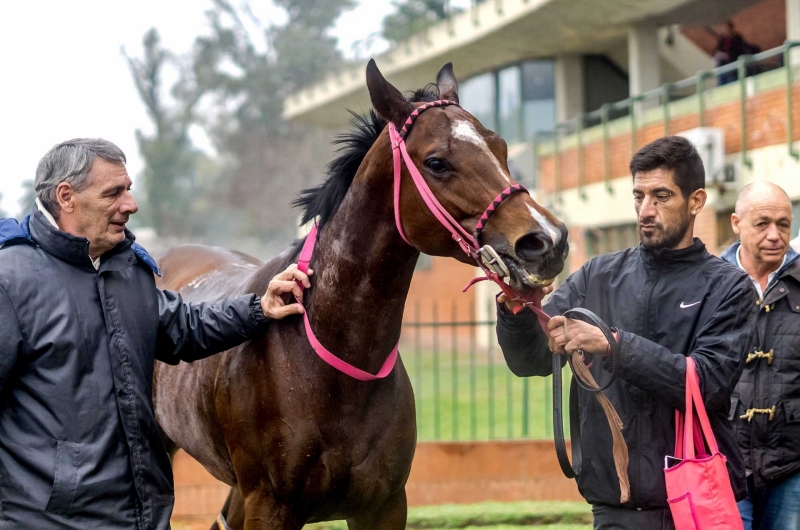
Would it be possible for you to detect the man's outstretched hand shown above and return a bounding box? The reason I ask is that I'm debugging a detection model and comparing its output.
[261,264,313,319]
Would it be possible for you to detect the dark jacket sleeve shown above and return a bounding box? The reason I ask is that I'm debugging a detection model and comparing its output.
[155,290,270,365]
[0,285,22,392]
[612,277,757,411]
[496,262,591,377]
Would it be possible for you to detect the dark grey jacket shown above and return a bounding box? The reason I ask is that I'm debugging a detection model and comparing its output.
[721,242,800,487]
[497,239,757,508]
[0,210,269,530]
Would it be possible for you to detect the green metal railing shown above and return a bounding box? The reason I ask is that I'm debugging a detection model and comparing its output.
[534,40,800,200]
[402,299,571,442]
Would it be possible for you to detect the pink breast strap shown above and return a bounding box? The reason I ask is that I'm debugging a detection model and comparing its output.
[295,224,398,381]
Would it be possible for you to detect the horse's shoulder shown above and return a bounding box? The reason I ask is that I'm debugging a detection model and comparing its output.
[158,244,263,291]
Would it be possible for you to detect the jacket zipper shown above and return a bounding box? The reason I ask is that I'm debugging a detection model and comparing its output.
[637,268,661,508]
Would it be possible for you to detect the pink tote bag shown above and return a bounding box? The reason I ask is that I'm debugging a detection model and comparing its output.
[664,357,743,530]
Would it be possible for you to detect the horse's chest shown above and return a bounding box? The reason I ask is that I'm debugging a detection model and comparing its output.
[296,422,416,512]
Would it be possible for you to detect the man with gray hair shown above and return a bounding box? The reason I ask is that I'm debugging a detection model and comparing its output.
[721,181,800,530]
[0,138,311,529]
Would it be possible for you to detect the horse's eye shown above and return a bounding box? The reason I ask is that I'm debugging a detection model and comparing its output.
[425,158,448,174]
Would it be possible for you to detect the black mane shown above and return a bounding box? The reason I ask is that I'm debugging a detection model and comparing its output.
[293,84,441,227]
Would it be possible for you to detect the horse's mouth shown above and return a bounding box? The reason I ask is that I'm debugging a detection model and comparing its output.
[505,258,556,291]
[479,245,555,292]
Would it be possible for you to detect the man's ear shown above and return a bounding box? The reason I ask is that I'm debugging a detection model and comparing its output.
[56,182,76,214]
[366,59,414,129]
[731,212,741,235]
[689,188,707,216]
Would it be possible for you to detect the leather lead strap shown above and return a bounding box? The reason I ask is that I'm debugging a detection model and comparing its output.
[552,308,630,503]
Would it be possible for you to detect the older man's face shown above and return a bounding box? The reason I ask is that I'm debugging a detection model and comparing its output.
[70,159,139,257]
[733,190,792,269]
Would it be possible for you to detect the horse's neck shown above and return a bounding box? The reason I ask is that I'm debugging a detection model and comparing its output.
[305,154,419,375]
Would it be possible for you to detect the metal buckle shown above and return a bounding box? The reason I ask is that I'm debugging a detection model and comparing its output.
[478,245,511,279]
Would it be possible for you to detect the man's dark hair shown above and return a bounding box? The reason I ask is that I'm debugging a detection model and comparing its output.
[629,136,705,198]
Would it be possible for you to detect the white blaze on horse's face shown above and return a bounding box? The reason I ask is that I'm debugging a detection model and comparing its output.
[527,204,561,247]
[450,119,561,246]
[450,120,512,186]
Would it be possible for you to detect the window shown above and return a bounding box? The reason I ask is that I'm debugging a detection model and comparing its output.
[717,208,736,250]
[792,200,800,240]
[460,73,496,131]
[498,66,522,142]
[415,253,433,271]
[459,60,556,143]
[585,223,638,260]
[521,60,556,139]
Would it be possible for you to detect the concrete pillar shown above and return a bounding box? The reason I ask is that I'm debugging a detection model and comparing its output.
[628,23,661,112]
[788,0,800,64]
[554,55,584,122]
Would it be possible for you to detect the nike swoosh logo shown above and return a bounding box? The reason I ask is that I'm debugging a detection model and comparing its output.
[680,301,702,309]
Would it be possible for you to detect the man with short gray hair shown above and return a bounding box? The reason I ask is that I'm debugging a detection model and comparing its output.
[0,138,310,529]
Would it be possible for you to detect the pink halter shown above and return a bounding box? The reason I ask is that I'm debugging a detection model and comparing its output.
[296,100,539,381]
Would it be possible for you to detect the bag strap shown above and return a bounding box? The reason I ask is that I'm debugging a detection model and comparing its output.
[676,357,719,459]
[687,357,719,454]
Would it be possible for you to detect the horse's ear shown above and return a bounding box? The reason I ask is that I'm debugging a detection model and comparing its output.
[436,62,459,103]
[366,59,414,129]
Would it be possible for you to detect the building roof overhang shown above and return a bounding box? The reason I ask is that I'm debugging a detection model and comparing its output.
[284,0,758,128]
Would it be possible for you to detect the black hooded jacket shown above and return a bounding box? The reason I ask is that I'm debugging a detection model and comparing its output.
[0,209,269,529]
[496,239,757,508]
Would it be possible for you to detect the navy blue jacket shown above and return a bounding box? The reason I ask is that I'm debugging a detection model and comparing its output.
[0,210,269,529]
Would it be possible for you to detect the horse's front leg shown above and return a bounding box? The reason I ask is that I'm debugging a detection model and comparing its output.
[346,488,408,530]
[210,487,245,530]
[239,487,301,530]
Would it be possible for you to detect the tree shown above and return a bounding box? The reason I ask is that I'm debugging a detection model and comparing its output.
[0,193,7,219]
[124,28,217,237]
[381,0,458,44]
[128,0,354,250]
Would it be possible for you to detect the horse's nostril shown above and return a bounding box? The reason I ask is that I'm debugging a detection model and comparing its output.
[514,231,553,261]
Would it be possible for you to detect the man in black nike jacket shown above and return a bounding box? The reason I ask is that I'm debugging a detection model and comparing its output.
[496,136,757,529]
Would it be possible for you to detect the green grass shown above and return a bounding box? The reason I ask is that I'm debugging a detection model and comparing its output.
[399,344,572,442]
[306,501,592,529]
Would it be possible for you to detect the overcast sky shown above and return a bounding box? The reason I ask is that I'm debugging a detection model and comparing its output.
[0,0,402,216]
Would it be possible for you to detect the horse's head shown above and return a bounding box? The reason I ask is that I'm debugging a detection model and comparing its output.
[366,60,568,291]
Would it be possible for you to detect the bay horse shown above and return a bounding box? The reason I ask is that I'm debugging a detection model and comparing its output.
[153,60,569,529]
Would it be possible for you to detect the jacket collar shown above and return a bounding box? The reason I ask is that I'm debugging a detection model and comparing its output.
[29,207,108,272]
[721,240,800,284]
[2,207,161,276]
[638,237,708,268]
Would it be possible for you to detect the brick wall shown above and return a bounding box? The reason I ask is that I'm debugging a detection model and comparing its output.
[540,84,800,195]
[171,441,582,520]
